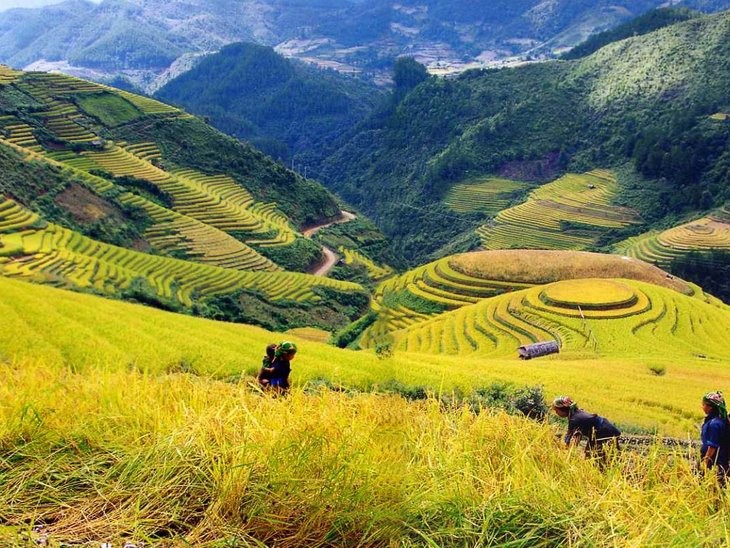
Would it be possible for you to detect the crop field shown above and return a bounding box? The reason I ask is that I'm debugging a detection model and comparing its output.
[710,112,728,121]
[0,64,19,85]
[444,176,533,215]
[615,214,730,268]
[0,119,43,152]
[75,91,143,127]
[360,250,697,349]
[0,200,360,305]
[118,193,280,272]
[477,170,642,250]
[391,277,729,363]
[339,246,393,280]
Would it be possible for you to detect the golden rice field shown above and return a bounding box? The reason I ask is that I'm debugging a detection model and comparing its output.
[360,249,698,349]
[477,170,641,250]
[615,210,730,268]
[1,276,730,546]
[0,198,360,305]
[339,246,393,280]
[444,176,533,216]
[710,112,729,121]
[0,63,20,85]
[118,193,280,272]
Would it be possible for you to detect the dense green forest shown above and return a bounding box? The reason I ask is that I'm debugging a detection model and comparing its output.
[156,43,381,163]
[315,11,730,263]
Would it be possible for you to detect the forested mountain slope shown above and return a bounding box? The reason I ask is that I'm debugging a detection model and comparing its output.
[317,11,730,263]
[156,43,382,162]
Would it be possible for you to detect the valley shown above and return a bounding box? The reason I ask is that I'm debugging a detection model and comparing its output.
[0,5,729,546]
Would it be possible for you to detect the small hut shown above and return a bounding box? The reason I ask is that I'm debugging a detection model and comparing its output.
[518,340,560,360]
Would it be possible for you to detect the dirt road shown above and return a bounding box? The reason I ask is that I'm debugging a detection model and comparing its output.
[303,210,356,277]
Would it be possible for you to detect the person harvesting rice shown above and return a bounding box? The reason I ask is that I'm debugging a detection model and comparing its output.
[552,396,621,464]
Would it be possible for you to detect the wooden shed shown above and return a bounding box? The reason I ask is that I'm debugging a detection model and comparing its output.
[518,340,560,360]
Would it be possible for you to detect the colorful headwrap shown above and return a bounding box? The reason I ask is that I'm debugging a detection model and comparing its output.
[276,341,298,357]
[553,396,577,411]
[703,391,728,420]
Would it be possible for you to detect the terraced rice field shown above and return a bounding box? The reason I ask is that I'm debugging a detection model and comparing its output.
[361,256,535,347]
[119,193,280,272]
[392,278,730,360]
[0,64,20,85]
[477,170,641,250]
[0,199,360,306]
[615,212,730,268]
[710,112,728,121]
[0,119,43,152]
[51,146,297,247]
[360,250,700,349]
[339,247,393,280]
[0,198,41,234]
[444,177,532,215]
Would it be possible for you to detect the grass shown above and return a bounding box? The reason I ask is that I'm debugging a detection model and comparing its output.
[1,276,730,544]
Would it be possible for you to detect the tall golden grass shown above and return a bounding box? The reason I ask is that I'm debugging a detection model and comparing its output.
[1,360,729,546]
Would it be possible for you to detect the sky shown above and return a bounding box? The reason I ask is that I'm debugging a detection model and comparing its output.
[0,0,100,11]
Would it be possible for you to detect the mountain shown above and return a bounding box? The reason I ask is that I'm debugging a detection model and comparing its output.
[316,11,730,264]
[156,42,382,163]
[1,0,729,92]
[0,67,374,331]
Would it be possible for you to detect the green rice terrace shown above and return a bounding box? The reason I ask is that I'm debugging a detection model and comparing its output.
[476,170,642,250]
[615,206,730,268]
[444,177,533,216]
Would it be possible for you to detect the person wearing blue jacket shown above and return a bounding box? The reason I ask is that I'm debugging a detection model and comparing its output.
[700,391,730,485]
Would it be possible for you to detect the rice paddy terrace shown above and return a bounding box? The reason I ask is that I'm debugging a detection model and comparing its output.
[391,278,730,360]
[444,177,533,216]
[0,196,359,305]
[359,249,716,351]
[0,68,366,316]
[339,246,393,280]
[476,170,642,250]
[615,206,730,268]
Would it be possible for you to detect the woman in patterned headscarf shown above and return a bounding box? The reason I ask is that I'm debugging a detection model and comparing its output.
[269,341,298,392]
[552,395,621,464]
[700,391,730,484]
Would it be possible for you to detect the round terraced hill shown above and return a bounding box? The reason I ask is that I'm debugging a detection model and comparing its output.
[615,213,730,268]
[390,278,730,359]
[359,249,695,349]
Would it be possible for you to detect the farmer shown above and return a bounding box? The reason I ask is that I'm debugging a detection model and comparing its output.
[700,391,730,485]
[269,341,297,392]
[552,396,621,463]
[257,343,278,388]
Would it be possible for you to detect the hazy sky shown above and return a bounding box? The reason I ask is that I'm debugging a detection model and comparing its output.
[0,0,100,11]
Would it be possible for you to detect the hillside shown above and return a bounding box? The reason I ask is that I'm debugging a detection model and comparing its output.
[358,249,722,348]
[3,275,730,545]
[1,0,729,92]
[318,11,730,263]
[0,67,372,330]
[156,42,382,162]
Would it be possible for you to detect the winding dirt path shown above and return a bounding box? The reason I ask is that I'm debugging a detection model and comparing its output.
[303,210,357,277]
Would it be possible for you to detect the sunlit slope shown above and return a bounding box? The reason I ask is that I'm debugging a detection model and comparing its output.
[477,170,641,250]
[391,278,730,360]
[615,207,730,267]
[0,69,325,274]
[361,249,698,348]
[0,197,359,306]
[2,275,730,436]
